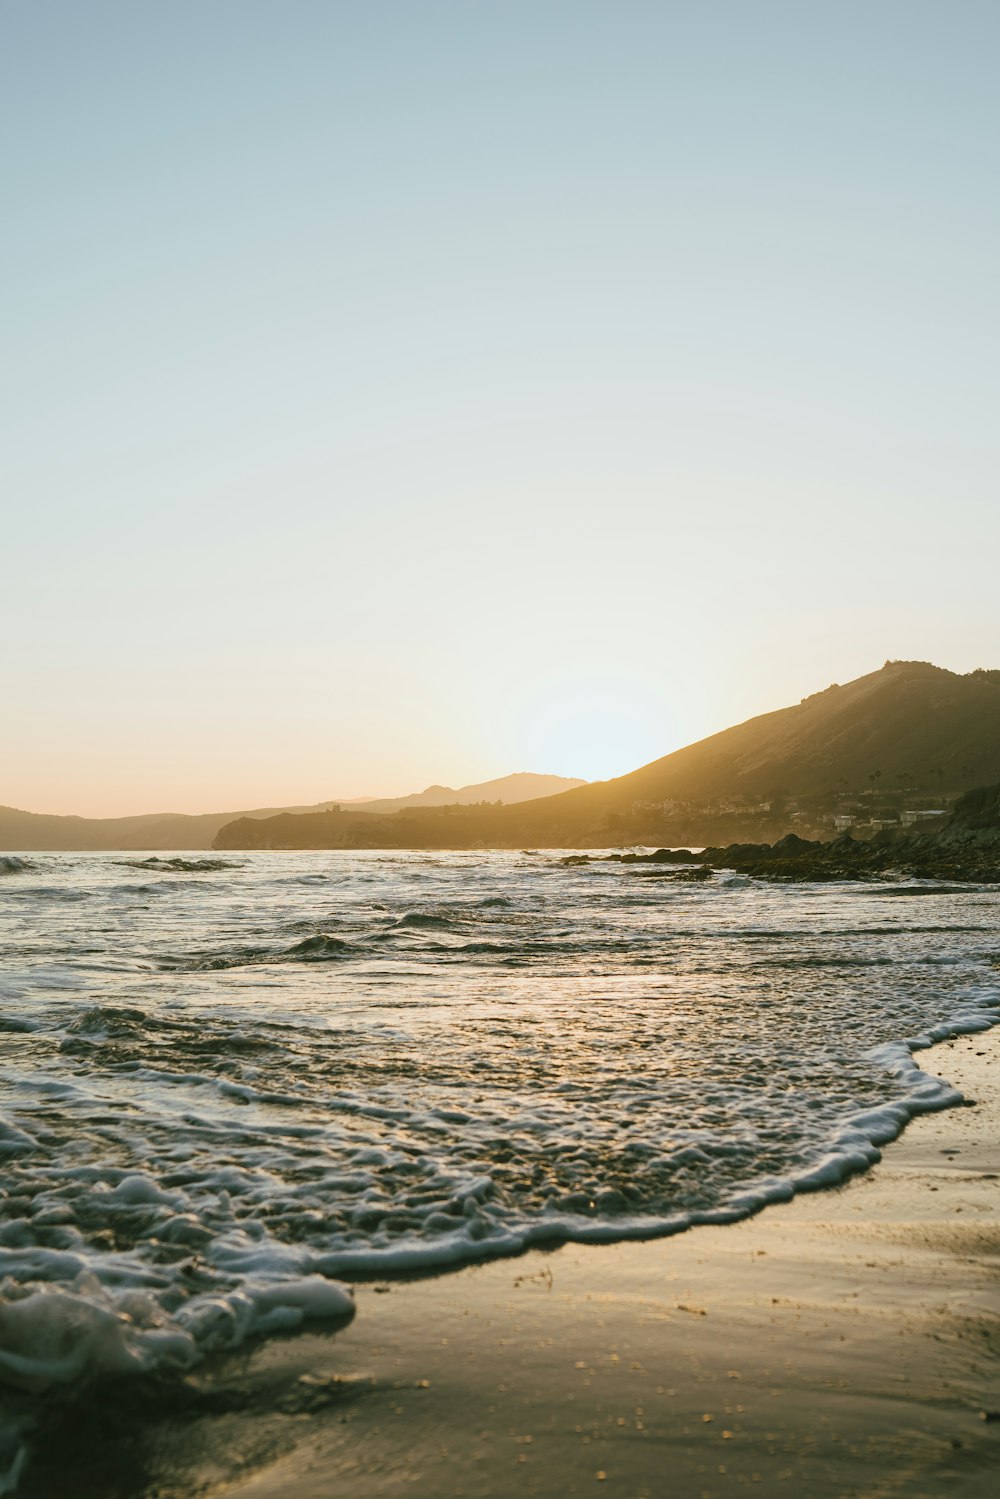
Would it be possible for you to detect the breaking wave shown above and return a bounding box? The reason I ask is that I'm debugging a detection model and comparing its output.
[116,857,240,873]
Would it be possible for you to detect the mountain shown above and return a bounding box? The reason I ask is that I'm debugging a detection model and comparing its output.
[0,774,584,851]
[0,800,343,852]
[213,661,1000,850]
[338,773,585,815]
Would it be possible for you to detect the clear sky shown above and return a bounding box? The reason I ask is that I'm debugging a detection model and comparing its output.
[4,1,999,817]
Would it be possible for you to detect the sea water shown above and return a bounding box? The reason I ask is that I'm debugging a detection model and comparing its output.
[0,850,997,1444]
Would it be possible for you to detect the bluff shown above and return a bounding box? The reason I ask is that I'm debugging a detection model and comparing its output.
[213,661,1000,850]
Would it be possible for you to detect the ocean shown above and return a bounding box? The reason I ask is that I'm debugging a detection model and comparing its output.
[1,849,998,1473]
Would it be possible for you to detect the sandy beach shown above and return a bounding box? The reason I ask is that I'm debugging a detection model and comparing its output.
[27,1025,997,1499]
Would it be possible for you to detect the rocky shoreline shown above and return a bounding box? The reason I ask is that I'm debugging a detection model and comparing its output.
[567,783,1000,883]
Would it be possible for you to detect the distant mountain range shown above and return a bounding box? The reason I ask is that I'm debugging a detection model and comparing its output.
[214,661,1000,850]
[336,773,586,816]
[0,773,585,851]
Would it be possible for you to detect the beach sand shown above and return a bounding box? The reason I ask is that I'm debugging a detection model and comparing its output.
[28,1029,999,1499]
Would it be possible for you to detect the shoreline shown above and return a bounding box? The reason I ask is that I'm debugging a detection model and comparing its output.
[25,1026,999,1499]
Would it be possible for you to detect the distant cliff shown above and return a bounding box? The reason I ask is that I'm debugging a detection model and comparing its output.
[213,662,1000,850]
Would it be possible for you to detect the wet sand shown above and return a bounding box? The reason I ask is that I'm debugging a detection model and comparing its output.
[27,1029,1000,1499]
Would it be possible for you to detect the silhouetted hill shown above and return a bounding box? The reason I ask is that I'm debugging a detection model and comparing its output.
[337,773,584,815]
[0,774,584,850]
[0,800,344,852]
[214,662,1000,849]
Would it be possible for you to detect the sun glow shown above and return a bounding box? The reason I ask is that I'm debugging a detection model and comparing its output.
[511,673,678,783]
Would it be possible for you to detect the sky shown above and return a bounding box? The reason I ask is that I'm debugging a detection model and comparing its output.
[3,1,999,817]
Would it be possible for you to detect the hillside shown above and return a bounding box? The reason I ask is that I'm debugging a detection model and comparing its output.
[0,773,584,851]
[214,662,1000,850]
[495,658,1000,843]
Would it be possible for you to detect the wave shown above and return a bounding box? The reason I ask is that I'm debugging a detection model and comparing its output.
[0,857,30,876]
[177,932,354,970]
[391,911,456,931]
[832,925,990,935]
[766,954,897,968]
[67,1005,151,1038]
[116,857,239,873]
[4,885,88,903]
[286,934,353,961]
[869,884,984,897]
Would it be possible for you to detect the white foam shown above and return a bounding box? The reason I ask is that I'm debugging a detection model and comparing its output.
[0,1263,353,1396]
[108,1173,184,1208]
[0,1283,188,1393]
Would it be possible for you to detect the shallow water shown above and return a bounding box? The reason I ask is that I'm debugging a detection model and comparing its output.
[1,850,998,1418]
